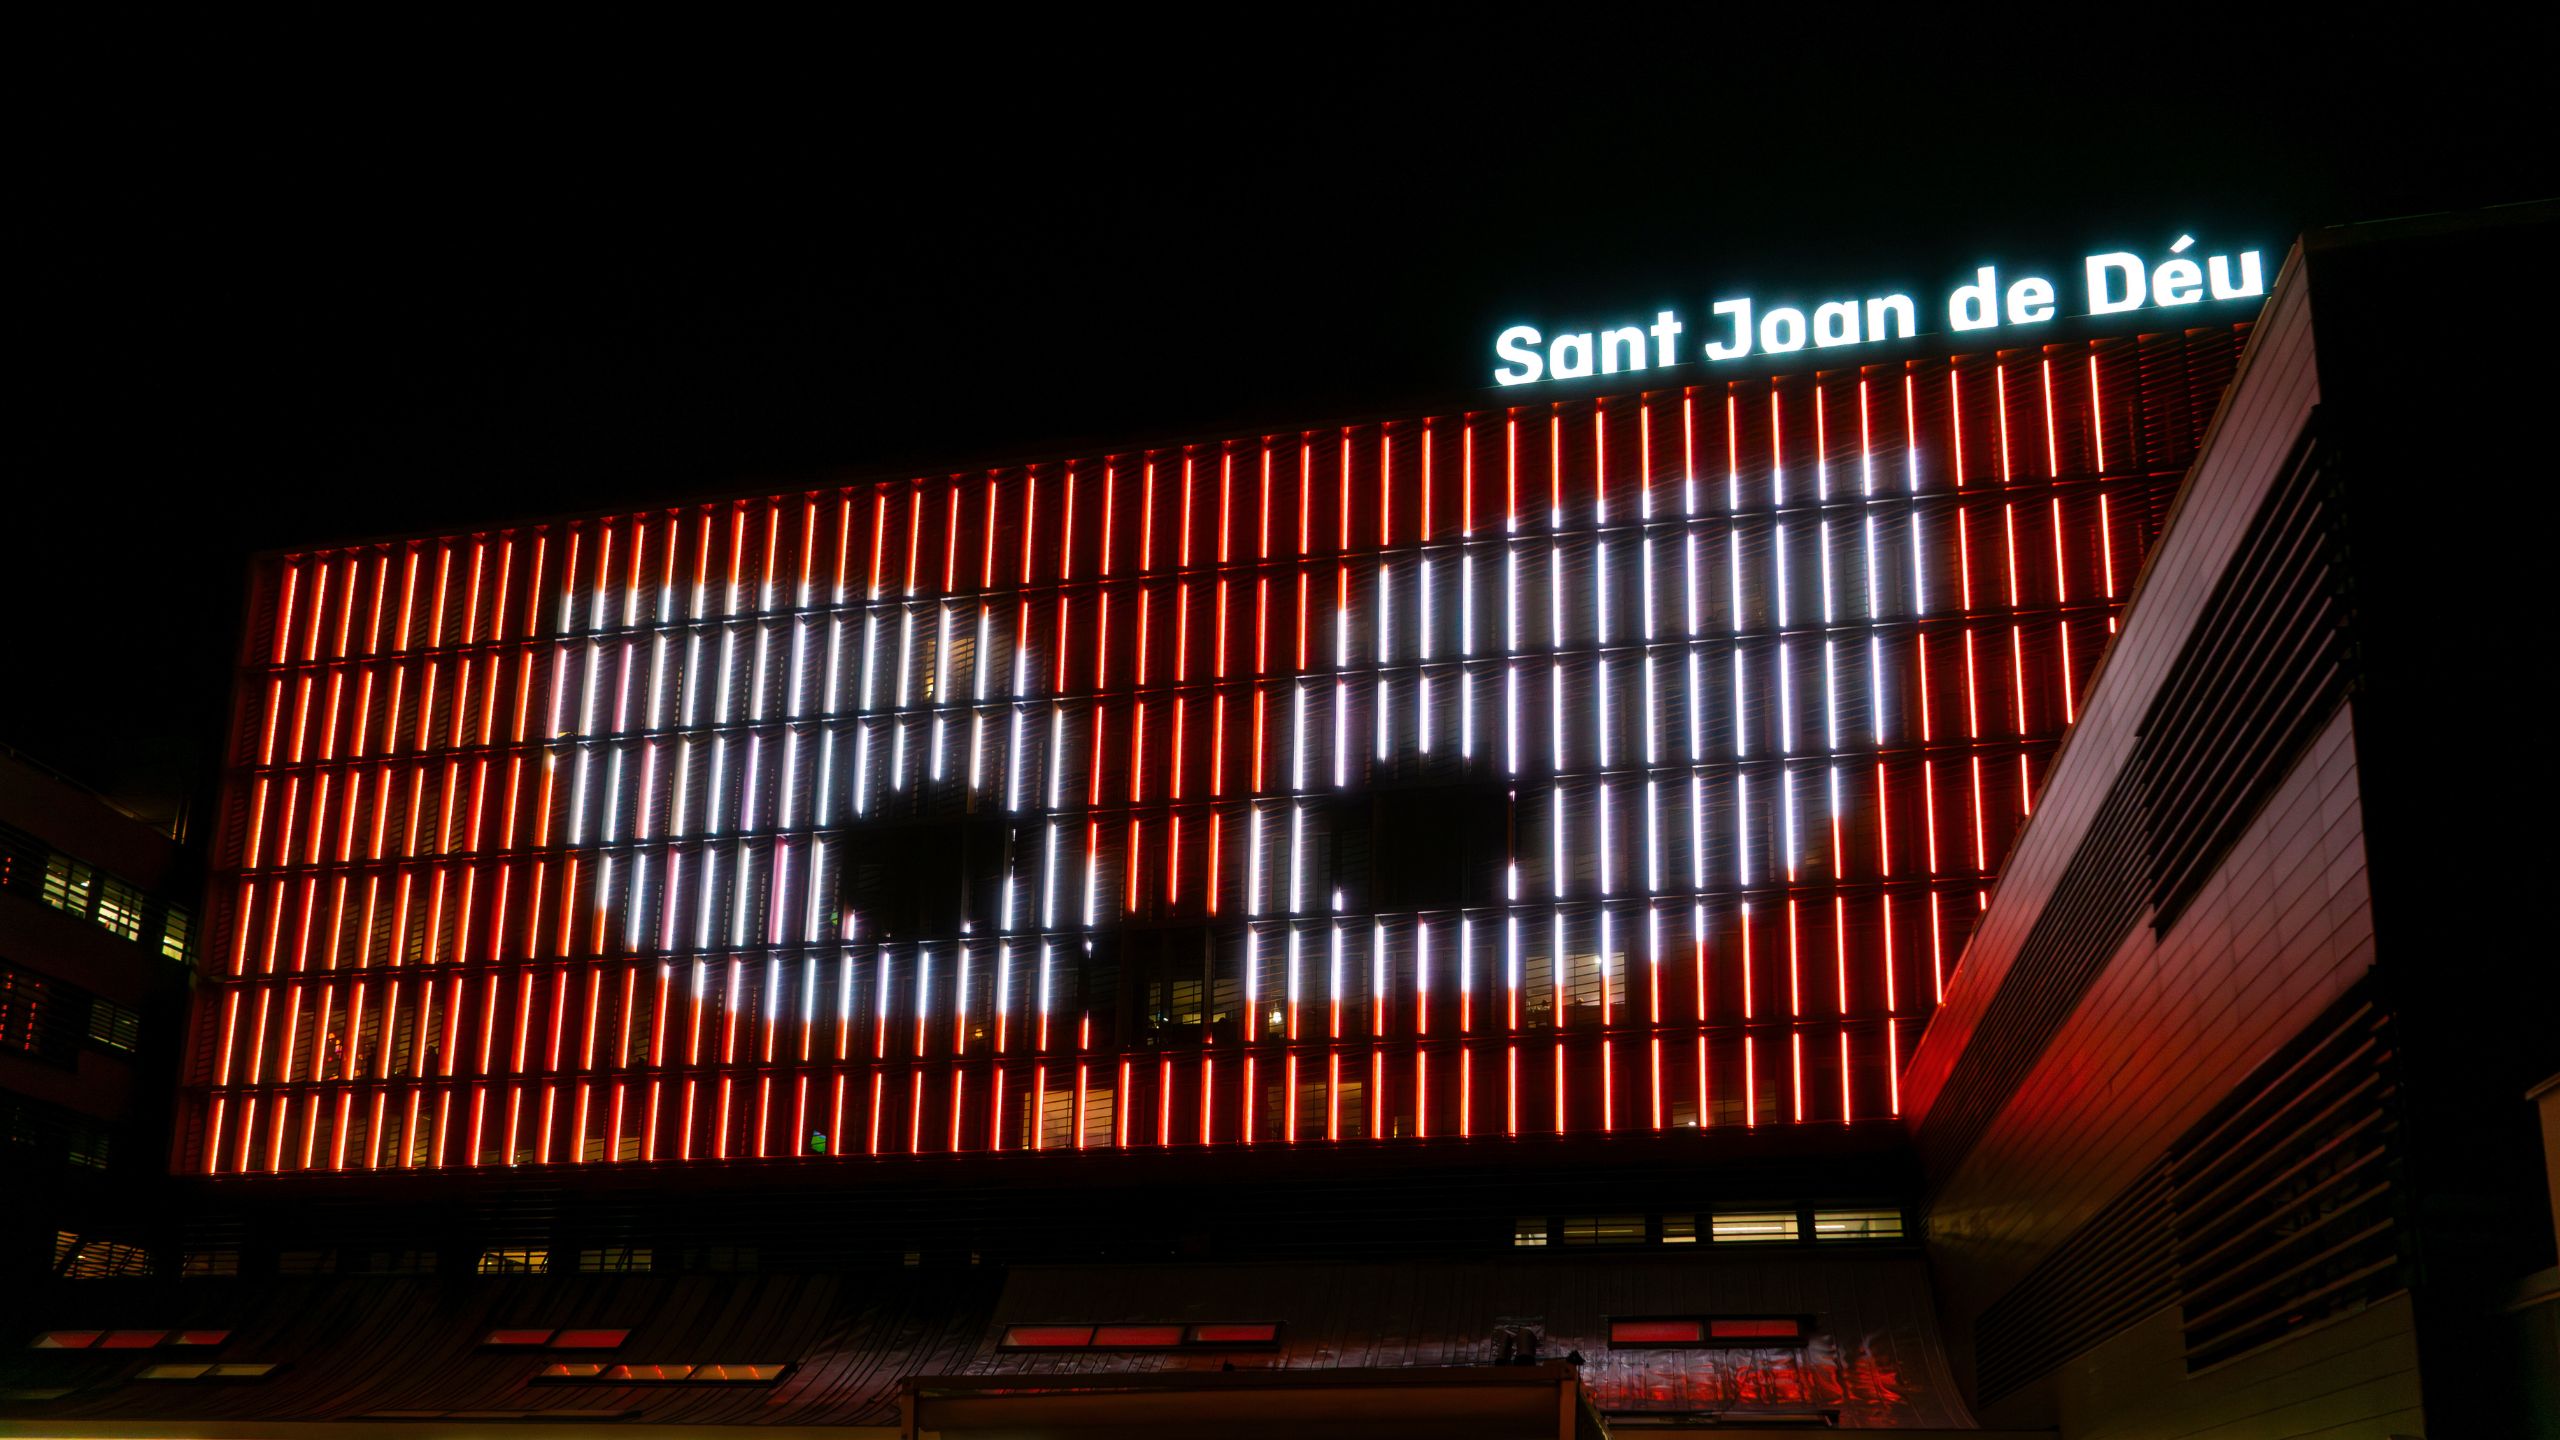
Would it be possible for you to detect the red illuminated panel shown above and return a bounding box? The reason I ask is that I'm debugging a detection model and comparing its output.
[1609,1319,1704,1345]
[99,1331,167,1349]
[1610,1315,1808,1347]
[1709,1317,1807,1341]
[30,1332,101,1350]
[1091,1324,1185,1348]
[169,1331,231,1348]
[599,1363,691,1382]
[540,1362,606,1379]
[483,1329,554,1347]
[999,1325,1095,1350]
[1186,1322,1281,1346]
[550,1328,629,1349]
[186,328,2250,1173]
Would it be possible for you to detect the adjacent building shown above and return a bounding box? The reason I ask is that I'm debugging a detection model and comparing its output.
[0,746,197,1281]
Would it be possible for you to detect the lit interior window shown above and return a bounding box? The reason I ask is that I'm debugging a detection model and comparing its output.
[1812,1207,1905,1240]
[1512,1217,1549,1248]
[576,1247,652,1274]
[1710,1211,1800,1243]
[1558,1215,1647,1246]
[1661,1214,1698,1244]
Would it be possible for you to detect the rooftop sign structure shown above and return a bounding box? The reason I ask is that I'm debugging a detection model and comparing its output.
[1491,234,2266,386]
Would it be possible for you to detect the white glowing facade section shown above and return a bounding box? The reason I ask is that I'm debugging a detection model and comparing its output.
[192,328,2249,1172]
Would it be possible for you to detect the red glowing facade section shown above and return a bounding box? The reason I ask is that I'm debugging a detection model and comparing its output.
[181,330,2244,1174]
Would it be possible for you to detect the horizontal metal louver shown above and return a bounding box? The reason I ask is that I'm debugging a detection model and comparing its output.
[1972,1160,2174,1404]
[2132,422,2349,932]
[2165,989,2403,1372]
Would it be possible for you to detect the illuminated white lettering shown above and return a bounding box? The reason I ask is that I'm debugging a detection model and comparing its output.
[2209,250,2265,300]
[1759,306,1807,353]
[1648,309,1682,366]
[1551,332,1594,379]
[1812,301,1860,347]
[2004,276,2055,324]
[1949,266,1998,331]
[1494,325,1544,386]
[1865,294,1916,341]
[1600,326,1647,373]
[2086,252,2145,314]
[1704,298,1752,361]
[2153,257,2203,306]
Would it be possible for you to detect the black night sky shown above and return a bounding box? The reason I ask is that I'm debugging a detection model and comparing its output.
[14,10,2553,836]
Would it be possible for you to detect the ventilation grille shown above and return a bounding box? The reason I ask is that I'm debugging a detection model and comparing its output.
[2167,990,2403,1372]
[1974,1160,2174,1404]
[2134,422,2349,931]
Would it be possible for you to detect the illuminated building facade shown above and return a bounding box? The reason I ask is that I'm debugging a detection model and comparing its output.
[179,328,2249,1175]
[13,205,2551,1440]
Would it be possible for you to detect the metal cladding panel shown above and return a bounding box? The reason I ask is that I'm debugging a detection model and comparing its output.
[1,1257,1958,1429]
[976,1253,1972,1426]
[0,1272,998,1426]
[182,331,2246,1176]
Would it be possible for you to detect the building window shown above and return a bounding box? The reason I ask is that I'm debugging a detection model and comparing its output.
[40,855,146,943]
[1557,1215,1647,1246]
[39,855,95,922]
[681,1245,757,1272]
[55,1233,151,1278]
[477,1249,550,1275]
[2,824,189,961]
[87,996,141,1053]
[1812,1207,1905,1241]
[352,1250,437,1276]
[136,1363,279,1380]
[90,874,147,943]
[1710,1211,1800,1244]
[181,1249,241,1277]
[539,1363,788,1384]
[1661,1214,1698,1244]
[13,1099,111,1170]
[577,1247,652,1274]
[1512,1217,1549,1248]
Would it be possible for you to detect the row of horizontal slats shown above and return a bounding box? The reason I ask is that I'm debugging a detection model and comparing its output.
[2132,424,2348,930]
